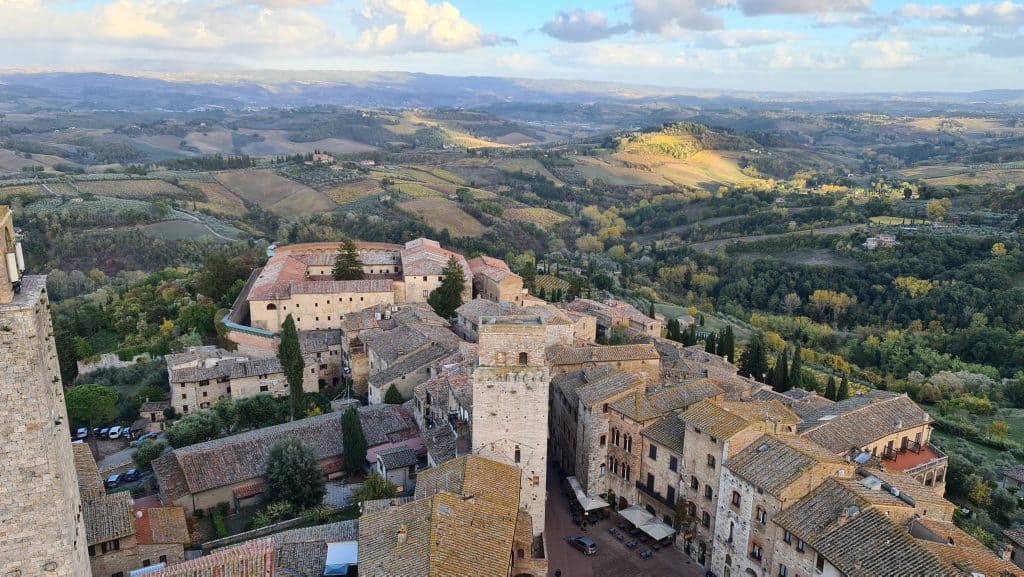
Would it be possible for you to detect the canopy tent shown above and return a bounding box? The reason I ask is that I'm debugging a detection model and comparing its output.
[324,541,359,576]
[567,476,610,511]
[619,505,655,527]
[639,519,676,541]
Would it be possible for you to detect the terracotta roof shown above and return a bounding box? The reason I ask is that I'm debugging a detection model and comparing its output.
[611,379,723,422]
[422,425,458,465]
[1006,529,1024,547]
[270,520,359,577]
[359,456,521,577]
[357,403,419,447]
[913,518,989,550]
[165,346,223,368]
[920,541,1021,577]
[233,481,265,500]
[169,355,287,384]
[641,414,687,455]
[726,434,845,497]
[73,443,104,496]
[774,478,913,542]
[156,412,345,494]
[548,343,659,365]
[467,255,510,274]
[139,400,171,414]
[378,447,419,469]
[801,393,931,454]
[401,238,472,278]
[677,399,751,438]
[455,298,513,323]
[576,371,643,408]
[83,490,135,546]
[367,343,454,389]
[147,538,275,576]
[720,400,800,425]
[298,330,343,353]
[249,242,402,301]
[812,508,951,577]
[134,506,190,545]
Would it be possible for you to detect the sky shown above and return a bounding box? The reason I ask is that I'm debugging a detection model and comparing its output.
[0,0,1022,92]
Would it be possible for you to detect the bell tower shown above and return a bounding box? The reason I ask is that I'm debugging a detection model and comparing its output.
[0,206,91,577]
[472,315,550,537]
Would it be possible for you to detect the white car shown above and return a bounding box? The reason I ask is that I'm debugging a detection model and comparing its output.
[107,426,123,439]
[75,427,88,439]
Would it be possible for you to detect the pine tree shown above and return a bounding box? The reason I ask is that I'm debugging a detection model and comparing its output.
[824,376,837,401]
[384,384,403,405]
[789,346,804,391]
[277,314,305,420]
[704,332,717,354]
[341,406,367,474]
[739,331,769,382]
[332,237,364,280]
[427,256,466,319]
[837,375,850,401]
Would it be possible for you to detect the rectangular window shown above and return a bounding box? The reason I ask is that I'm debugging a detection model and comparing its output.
[667,486,676,504]
[702,512,711,528]
[669,456,678,472]
[691,476,699,490]
[751,544,762,560]
[797,539,806,553]
[732,491,741,507]
[784,530,793,545]
[600,434,606,447]
[705,486,713,501]
[159,555,168,563]
[260,385,269,392]
[649,444,658,460]
[757,507,767,524]
[816,554,825,571]
[779,564,788,577]
[707,454,716,468]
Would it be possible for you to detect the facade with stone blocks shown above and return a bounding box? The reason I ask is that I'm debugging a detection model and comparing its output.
[472,315,550,537]
[0,208,91,577]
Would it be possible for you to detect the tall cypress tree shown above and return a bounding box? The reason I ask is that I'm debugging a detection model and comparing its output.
[789,346,803,391]
[739,331,768,382]
[704,332,717,354]
[666,318,681,342]
[427,256,466,319]
[341,406,367,474]
[648,301,656,319]
[332,237,364,280]
[277,314,305,420]
[718,325,736,363]
[824,376,837,401]
[837,374,850,401]
[774,348,791,392]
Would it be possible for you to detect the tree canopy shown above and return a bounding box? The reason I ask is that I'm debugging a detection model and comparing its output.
[427,256,466,319]
[341,406,367,474]
[65,383,119,428]
[277,314,305,420]
[355,473,398,504]
[384,384,403,405]
[264,439,326,510]
[332,238,365,281]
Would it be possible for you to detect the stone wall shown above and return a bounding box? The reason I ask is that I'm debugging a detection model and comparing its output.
[0,276,91,577]
[89,535,140,577]
[77,352,151,376]
[250,289,394,333]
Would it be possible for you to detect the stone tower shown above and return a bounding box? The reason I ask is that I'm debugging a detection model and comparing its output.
[0,206,92,577]
[472,315,550,537]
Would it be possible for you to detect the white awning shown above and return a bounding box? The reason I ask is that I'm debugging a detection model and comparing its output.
[639,519,676,541]
[567,476,610,511]
[619,505,655,527]
[324,541,358,576]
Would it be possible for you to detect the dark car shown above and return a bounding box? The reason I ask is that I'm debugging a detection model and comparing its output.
[568,536,597,555]
[104,474,121,489]
[122,469,139,482]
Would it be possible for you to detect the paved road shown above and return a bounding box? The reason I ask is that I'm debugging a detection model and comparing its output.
[545,470,705,577]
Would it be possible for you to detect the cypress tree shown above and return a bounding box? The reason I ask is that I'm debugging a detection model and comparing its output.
[739,331,768,382]
[666,319,681,342]
[384,384,403,405]
[704,332,717,354]
[341,406,367,474]
[332,237,364,280]
[837,375,850,401]
[824,376,837,401]
[648,301,656,319]
[774,348,790,392]
[789,346,803,391]
[277,314,305,420]
[719,325,736,363]
[538,287,547,301]
[427,256,467,319]
[683,324,697,346]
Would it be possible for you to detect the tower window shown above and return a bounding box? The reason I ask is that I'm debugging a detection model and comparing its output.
[514,446,521,463]
[518,352,528,365]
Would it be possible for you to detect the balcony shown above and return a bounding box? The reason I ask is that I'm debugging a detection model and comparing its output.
[636,481,676,509]
[882,442,948,487]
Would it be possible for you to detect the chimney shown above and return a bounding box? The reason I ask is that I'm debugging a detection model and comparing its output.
[397,524,408,545]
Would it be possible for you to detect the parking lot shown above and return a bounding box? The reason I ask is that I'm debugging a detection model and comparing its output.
[545,472,706,577]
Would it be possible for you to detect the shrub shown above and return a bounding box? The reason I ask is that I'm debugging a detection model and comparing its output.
[211,509,228,539]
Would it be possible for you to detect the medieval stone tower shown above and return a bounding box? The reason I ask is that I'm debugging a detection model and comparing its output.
[472,315,550,537]
[0,206,91,577]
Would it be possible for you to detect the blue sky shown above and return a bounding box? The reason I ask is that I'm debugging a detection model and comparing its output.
[0,0,1022,91]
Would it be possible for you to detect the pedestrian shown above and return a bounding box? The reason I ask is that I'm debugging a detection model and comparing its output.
[555,570,562,577]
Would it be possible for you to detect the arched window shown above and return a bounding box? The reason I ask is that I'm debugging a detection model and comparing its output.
[266,303,277,310]
[518,352,528,365]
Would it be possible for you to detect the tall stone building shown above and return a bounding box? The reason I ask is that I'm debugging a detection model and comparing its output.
[472,315,550,537]
[0,206,92,577]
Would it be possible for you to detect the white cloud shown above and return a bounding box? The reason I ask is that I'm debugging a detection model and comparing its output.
[739,0,870,16]
[899,2,1024,28]
[540,9,629,43]
[851,39,920,69]
[352,0,513,54]
[697,29,802,48]
[630,0,729,33]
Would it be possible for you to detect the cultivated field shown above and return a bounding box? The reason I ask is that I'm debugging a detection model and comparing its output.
[504,207,570,228]
[398,198,485,237]
[325,179,385,205]
[494,158,564,185]
[215,169,336,216]
[74,179,184,198]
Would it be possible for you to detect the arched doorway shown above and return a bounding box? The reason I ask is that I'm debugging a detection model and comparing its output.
[618,496,628,510]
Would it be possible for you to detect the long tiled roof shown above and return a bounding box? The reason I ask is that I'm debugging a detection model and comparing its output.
[366,343,453,388]
[467,255,510,275]
[248,242,402,301]
[720,400,800,424]
[73,443,104,496]
[727,434,844,497]
[298,330,343,353]
[401,238,472,278]
[455,298,512,323]
[548,343,659,365]
[801,393,931,454]
[921,541,1021,577]
[611,379,723,422]
[676,399,755,439]
[83,490,135,546]
[378,446,419,469]
[813,508,951,577]
[641,414,687,455]
[359,456,520,577]
[774,478,912,541]
[148,538,275,576]
[358,403,419,447]
[271,520,359,577]
[169,356,285,384]
[134,506,190,545]
[576,371,642,407]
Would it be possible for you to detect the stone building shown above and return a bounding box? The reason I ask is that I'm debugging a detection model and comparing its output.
[468,254,526,305]
[709,434,853,577]
[138,400,171,433]
[637,413,687,525]
[548,343,661,383]
[471,315,550,538]
[561,298,663,339]
[165,347,319,415]
[0,206,91,577]
[675,399,800,567]
[358,455,545,577]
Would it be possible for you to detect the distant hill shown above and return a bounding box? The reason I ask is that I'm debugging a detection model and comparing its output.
[613,122,756,160]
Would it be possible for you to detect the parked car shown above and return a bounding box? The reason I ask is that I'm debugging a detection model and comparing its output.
[107,426,123,439]
[75,427,88,439]
[131,432,158,447]
[568,536,597,555]
[99,427,110,438]
[104,474,121,489]
[122,469,139,482]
